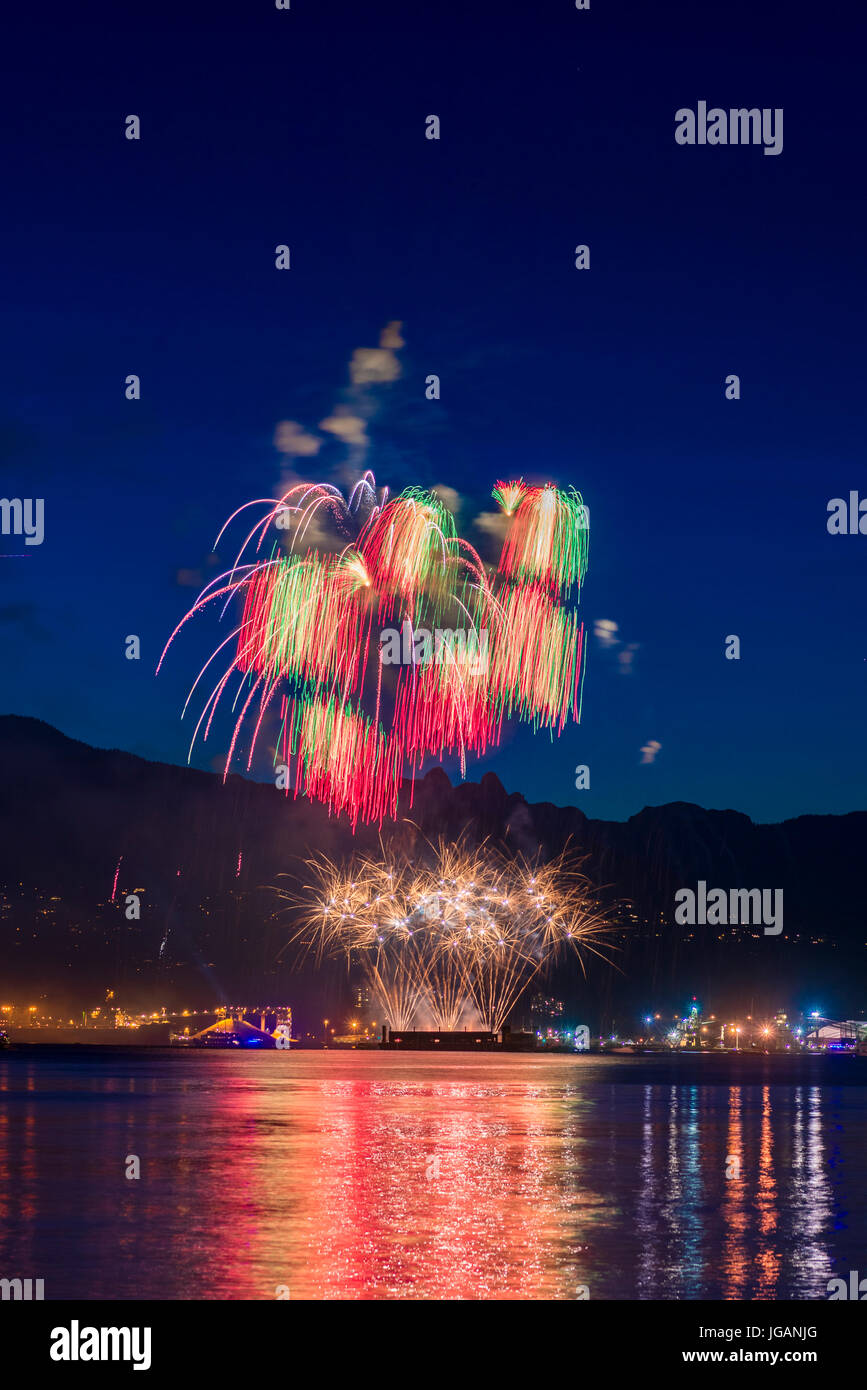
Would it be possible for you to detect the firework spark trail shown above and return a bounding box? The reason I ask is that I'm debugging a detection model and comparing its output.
[279,696,403,826]
[160,473,590,826]
[486,582,584,731]
[497,482,589,597]
[492,480,527,516]
[281,839,614,1032]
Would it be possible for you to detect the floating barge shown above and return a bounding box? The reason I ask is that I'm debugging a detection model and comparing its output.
[380,1025,538,1051]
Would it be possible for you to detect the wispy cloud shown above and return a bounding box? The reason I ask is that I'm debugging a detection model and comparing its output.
[431,484,460,514]
[272,321,407,479]
[273,421,321,457]
[318,408,369,448]
[594,618,640,675]
[594,618,620,649]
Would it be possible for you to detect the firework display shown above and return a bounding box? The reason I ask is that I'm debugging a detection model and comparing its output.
[285,840,612,1032]
[496,479,588,596]
[159,473,589,825]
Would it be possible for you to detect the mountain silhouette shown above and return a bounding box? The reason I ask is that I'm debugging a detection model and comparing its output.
[1,716,864,1029]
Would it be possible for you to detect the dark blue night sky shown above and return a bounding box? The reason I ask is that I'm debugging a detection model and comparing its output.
[1,0,865,822]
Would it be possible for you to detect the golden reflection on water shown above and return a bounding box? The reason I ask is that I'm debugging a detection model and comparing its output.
[754,1084,780,1296]
[722,1085,748,1296]
[0,1053,859,1299]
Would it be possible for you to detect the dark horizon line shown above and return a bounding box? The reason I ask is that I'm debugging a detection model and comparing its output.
[2,710,865,832]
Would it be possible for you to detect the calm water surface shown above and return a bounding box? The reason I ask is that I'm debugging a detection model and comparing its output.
[1,1049,865,1300]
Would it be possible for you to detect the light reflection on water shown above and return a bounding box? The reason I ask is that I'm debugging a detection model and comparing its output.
[0,1050,863,1300]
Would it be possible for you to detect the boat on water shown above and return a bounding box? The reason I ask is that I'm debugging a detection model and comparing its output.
[0,1028,10,1049]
